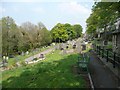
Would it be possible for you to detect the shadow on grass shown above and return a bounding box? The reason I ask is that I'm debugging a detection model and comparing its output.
[2,54,87,88]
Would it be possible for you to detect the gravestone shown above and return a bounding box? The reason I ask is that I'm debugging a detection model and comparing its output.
[39,54,44,59]
[63,49,67,55]
[66,45,69,49]
[3,56,5,60]
[6,56,9,61]
[26,51,29,55]
[21,52,24,56]
[76,40,82,53]
[55,44,59,50]
[81,44,86,51]
[59,43,64,50]
[73,44,76,49]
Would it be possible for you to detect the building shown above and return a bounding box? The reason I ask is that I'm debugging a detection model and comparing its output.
[112,18,120,54]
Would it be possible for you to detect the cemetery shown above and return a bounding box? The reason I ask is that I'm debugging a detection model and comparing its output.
[1,1,120,89]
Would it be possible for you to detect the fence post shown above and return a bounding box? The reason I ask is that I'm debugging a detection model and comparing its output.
[113,52,116,68]
[99,46,101,56]
[106,49,109,62]
[96,45,98,54]
[95,44,96,52]
[102,46,104,58]
[96,46,98,54]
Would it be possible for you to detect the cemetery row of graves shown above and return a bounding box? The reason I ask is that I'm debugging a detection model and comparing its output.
[1,38,92,88]
[1,37,89,71]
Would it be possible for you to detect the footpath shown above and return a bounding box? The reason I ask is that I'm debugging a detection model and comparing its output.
[88,50,120,88]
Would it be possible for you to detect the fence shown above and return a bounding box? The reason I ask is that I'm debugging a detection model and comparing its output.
[93,44,120,68]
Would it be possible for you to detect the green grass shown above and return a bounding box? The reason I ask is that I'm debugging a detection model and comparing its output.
[2,50,87,88]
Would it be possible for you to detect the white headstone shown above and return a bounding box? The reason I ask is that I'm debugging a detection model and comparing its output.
[3,56,5,59]
[6,56,9,60]
[21,52,24,56]
[26,51,29,55]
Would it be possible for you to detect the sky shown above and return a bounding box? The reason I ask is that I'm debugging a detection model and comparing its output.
[0,0,95,33]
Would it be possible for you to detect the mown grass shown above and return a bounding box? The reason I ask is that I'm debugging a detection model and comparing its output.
[2,50,87,88]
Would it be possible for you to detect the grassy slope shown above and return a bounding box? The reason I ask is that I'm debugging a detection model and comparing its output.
[2,50,87,88]
[5,46,53,68]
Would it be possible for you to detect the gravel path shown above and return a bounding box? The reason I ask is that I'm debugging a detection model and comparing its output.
[89,51,120,88]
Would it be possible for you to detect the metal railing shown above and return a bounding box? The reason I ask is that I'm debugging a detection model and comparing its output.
[93,44,120,68]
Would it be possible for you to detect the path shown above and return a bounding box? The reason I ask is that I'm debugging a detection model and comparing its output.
[89,51,120,88]
[25,48,54,62]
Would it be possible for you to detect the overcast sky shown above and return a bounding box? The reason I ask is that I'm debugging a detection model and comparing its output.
[0,0,94,33]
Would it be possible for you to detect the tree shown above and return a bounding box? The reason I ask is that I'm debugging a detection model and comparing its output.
[51,23,83,43]
[64,23,76,40]
[40,28,52,46]
[73,24,82,38]
[51,23,69,43]
[2,16,19,55]
[86,2,120,39]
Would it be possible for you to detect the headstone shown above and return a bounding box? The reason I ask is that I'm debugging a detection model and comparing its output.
[59,43,62,49]
[63,49,67,55]
[55,44,59,50]
[3,56,5,60]
[26,51,29,55]
[76,41,82,53]
[6,56,9,60]
[39,54,44,58]
[52,43,55,46]
[66,45,69,49]
[82,44,86,51]
[73,44,76,49]
[21,52,24,56]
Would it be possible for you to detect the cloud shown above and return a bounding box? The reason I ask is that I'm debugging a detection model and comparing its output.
[58,1,92,33]
[58,1,91,15]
